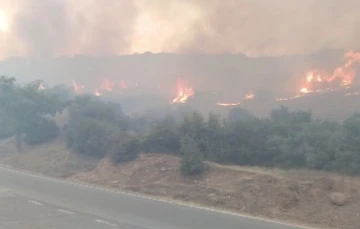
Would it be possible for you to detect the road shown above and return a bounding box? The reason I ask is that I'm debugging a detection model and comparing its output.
[0,166,311,229]
[0,191,134,228]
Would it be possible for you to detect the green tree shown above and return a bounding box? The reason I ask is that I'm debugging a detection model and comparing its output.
[23,118,59,145]
[180,134,205,176]
[143,115,180,154]
[67,118,110,158]
[0,76,63,151]
[45,84,74,103]
[109,132,140,164]
[228,107,255,123]
[203,113,229,162]
[334,113,360,174]
[68,95,130,130]
[66,95,132,158]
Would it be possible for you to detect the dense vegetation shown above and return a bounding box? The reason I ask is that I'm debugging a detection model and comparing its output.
[0,76,64,151]
[1,77,360,175]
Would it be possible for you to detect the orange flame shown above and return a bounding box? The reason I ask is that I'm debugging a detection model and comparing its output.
[301,51,360,93]
[72,80,84,94]
[172,79,194,103]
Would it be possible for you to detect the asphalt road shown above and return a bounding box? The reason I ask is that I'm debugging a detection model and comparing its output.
[0,166,311,229]
[0,191,135,228]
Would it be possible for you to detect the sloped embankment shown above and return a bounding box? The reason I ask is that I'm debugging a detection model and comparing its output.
[71,153,360,229]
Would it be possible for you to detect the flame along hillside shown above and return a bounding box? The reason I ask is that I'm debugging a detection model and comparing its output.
[20,50,360,120]
[68,51,360,101]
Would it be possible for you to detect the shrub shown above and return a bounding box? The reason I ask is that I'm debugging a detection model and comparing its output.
[66,119,110,158]
[110,135,140,164]
[180,153,205,176]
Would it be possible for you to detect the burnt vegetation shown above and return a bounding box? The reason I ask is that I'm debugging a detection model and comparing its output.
[1,76,360,176]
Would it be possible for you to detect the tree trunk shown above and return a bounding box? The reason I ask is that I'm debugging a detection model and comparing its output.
[15,130,22,153]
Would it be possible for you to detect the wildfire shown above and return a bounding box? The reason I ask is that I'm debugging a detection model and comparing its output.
[300,51,360,93]
[277,87,351,101]
[94,89,102,96]
[101,79,115,92]
[72,80,84,94]
[171,79,194,104]
[82,79,128,97]
[300,87,312,94]
[217,102,241,107]
[276,95,302,101]
[67,51,360,105]
[244,92,255,100]
[277,51,360,101]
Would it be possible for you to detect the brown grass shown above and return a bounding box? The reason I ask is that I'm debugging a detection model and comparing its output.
[0,136,99,178]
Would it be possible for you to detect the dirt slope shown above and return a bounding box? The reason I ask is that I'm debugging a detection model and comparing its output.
[0,137,99,178]
[71,154,360,229]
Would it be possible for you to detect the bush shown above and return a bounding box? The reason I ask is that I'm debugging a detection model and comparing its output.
[66,119,110,158]
[180,135,205,176]
[24,118,59,145]
[181,153,205,176]
[143,118,180,154]
[110,135,140,164]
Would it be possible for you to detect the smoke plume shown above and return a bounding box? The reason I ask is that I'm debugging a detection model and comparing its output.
[0,0,360,59]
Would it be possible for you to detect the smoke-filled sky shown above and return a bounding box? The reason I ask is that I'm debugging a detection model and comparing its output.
[0,0,360,59]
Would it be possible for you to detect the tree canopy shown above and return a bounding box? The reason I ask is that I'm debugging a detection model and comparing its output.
[0,76,64,151]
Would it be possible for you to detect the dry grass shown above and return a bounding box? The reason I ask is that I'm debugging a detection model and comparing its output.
[0,136,99,178]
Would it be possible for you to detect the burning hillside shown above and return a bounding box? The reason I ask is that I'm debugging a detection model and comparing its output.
[276,51,360,101]
[6,50,360,120]
[61,51,360,106]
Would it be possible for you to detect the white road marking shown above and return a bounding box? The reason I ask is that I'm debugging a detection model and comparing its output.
[28,200,43,206]
[0,165,316,229]
[57,209,75,215]
[95,219,118,227]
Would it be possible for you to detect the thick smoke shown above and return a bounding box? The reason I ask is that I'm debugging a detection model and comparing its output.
[0,0,360,59]
[0,0,138,58]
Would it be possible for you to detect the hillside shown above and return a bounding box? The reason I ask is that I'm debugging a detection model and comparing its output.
[2,50,360,120]
[0,137,359,229]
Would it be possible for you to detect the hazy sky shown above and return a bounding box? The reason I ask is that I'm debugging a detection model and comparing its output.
[0,0,359,59]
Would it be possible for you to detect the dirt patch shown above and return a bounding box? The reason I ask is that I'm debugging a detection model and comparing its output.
[71,154,360,229]
[0,137,99,178]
